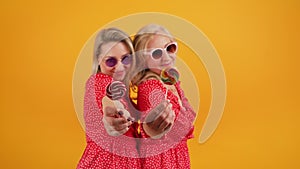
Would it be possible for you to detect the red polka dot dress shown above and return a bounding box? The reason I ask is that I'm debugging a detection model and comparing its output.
[77,73,141,169]
[137,79,196,169]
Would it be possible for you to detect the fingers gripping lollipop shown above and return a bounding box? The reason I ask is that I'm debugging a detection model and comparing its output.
[160,67,180,99]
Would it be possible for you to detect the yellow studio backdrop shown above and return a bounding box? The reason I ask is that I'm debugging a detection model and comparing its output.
[0,0,299,169]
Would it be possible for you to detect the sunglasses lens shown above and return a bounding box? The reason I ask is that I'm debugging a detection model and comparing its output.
[166,43,177,53]
[121,54,132,65]
[152,49,163,59]
[105,57,117,67]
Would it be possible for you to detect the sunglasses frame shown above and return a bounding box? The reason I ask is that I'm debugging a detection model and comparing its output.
[104,54,132,67]
[146,42,178,60]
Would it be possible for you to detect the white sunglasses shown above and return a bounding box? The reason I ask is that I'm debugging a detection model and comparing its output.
[145,42,178,60]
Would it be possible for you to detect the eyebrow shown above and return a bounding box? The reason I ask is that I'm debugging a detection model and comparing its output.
[104,53,131,60]
[164,41,174,48]
[149,41,173,49]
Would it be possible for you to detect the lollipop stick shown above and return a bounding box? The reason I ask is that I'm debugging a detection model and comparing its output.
[165,88,168,100]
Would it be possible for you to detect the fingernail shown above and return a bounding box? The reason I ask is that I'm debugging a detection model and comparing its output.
[127,117,133,122]
[118,111,124,116]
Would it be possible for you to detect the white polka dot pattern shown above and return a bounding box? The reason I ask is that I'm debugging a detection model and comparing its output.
[77,74,196,168]
[137,79,196,168]
[77,73,141,169]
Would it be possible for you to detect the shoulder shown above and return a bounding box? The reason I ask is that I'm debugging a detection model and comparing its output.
[137,79,166,106]
[135,70,160,86]
[85,73,113,91]
[138,79,164,90]
[95,73,112,83]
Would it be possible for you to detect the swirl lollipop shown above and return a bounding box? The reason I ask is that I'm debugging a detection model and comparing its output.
[161,67,180,85]
[106,81,126,100]
[105,81,133,122]
[160,67,180,99]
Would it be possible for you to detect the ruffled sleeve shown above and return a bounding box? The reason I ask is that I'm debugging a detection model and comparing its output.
[137,79,195,139]
[137,79,167,119]
[93,73,113,113]
[175,82,196,139]
[83,73,139,157]
[136,79,196,157]
[83,73,112,143]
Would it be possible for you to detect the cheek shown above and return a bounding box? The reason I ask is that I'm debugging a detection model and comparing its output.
[170,54,176,61]
[149,67,161,75]
[169,55,176,66]
[124,64,131,70]
[147,61,161,74]
[100,62,112,74]
[146,58,159,69]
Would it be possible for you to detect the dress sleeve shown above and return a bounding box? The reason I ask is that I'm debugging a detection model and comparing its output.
[137,79,167,120]
[175,82,196,139]
[137,79,197,140]
[136,79,196,156]
[137,79,189,137]
[94,74,113,113]
[84,73,137,138]
[83,74,111,142]
[83,74,140,156]
[136,80,165,138]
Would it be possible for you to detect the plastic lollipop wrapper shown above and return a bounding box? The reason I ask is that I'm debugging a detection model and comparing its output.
[160,67,180,85]
[106,81,126,100]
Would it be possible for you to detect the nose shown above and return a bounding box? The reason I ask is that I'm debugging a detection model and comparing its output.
[114,61,125,71]
[161,51,172,62]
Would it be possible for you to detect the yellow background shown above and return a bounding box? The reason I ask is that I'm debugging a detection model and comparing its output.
[1,0,299,168]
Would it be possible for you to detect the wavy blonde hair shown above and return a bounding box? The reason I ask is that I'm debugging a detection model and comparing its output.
[132,24,175,85]
[92,27,135,86]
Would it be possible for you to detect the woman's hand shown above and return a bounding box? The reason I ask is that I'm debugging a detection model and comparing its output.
[102,106,133,136]
[143,100,175,139]
[102,96,133,136]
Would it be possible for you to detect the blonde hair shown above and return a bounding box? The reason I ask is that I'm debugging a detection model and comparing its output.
[92,27,135,86]
[132,24,175,85]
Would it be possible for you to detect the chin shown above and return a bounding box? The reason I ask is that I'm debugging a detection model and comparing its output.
[113,75,125,81]
[149,68,161,75]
